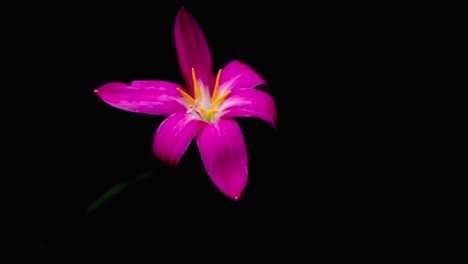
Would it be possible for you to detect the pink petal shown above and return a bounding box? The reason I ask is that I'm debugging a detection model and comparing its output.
[218,60,268,96]
[94,81,187,115]
[220,88,277,128]
[196,119,248,201]
[153,112,206,166]
[175,7,214,96]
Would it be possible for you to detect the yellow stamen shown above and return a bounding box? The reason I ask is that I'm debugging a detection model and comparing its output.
[191,67,202,102]
[206,109,220,116]
[211,91,231,108]
[176,87,195,106]
[197,106,219,116]
[212,69,222,102]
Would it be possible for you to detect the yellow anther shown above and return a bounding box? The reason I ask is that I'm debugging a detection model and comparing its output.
[197,106,219,117]
[191,68,202,102]
[211,91,231,108]
[176,87,195,105]
[206,109,220,116]
[212,69,222,102]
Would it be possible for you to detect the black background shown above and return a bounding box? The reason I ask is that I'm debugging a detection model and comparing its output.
[12,0,412,259]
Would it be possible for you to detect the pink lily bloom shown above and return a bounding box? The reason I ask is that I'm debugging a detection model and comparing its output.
[94,7,277,201]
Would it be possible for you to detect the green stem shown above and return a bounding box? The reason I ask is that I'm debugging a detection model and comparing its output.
[85,168,156,215]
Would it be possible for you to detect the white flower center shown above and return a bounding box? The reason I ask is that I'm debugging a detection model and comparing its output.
[176,68,231,122]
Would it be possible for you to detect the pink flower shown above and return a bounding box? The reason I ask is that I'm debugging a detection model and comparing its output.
[94,7,277,201]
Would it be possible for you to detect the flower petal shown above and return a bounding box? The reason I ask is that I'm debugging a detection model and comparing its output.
[175,7,214,96]
[218,60,268,96]
[196,119,248,201]
[153,112,206,166]
[94,81,188,115]
[220,88,277,128]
